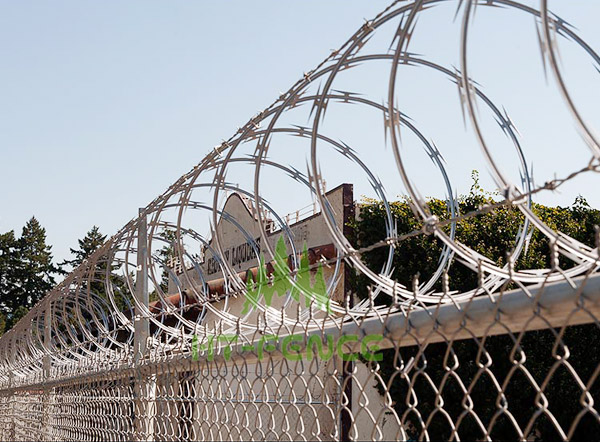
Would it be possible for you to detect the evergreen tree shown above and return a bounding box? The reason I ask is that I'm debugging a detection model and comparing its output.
[66,226,135,317]
[15,217,58,310]
[62,226,130,313]
[61,225,106,270]
[7,305,29,330]
[0,231,19,314]
[157,229,177,294]
[0,312,6,336]
[63,225,108,301]
[148,229,178,302]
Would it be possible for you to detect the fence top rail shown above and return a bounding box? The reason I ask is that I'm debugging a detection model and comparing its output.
[2,271,598,392]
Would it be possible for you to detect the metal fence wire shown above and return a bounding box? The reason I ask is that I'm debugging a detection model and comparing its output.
[1,0,600,441]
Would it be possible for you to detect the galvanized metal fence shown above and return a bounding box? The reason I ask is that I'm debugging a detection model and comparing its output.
[1,0,600,440]
[2,273,600,440]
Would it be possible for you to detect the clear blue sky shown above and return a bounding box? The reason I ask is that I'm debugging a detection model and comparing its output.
[1,0,598,265]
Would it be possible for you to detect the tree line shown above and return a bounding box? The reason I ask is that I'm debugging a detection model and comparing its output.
[0,219,106,334]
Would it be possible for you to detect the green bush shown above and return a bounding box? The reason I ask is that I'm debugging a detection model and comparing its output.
[350,179,600,441]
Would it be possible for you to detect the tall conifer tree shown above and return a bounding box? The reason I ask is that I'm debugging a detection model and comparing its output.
[16,217,57,309]
[0,231,19,314]
[61,225,107,270]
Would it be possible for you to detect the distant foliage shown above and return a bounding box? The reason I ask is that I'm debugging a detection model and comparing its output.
[0,223,127,335]
[352,176,600,295]
[150,228,178,302]
[64,226,130,314]
[0,217,59,330]
[0,231,20,316]
[61,225,107,271]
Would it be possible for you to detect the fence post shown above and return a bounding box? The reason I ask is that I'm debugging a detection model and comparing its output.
[133,209,156,441]
[40,303,53,441]
[341,183,354,442]
[134,208,150,362]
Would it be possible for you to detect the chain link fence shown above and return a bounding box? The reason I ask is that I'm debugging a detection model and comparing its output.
[1,271,600,440]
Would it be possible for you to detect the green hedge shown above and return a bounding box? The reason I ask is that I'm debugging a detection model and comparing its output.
[349,182,600,441]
